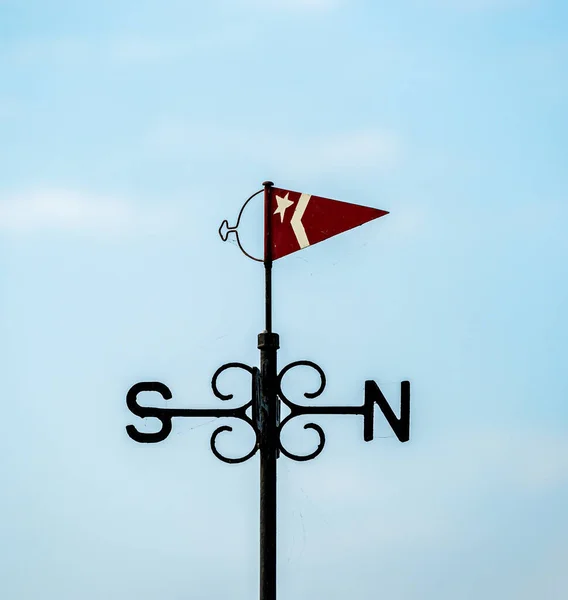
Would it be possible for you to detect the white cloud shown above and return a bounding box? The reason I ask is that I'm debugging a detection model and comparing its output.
[0,189,173,236]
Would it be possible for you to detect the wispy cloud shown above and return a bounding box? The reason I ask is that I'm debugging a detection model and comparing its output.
[241,0,343,11]
[0,188,173,236]
[107,27,255,64]
[432,0,532,10]
[2,27,254,67]
[148,121,403,175]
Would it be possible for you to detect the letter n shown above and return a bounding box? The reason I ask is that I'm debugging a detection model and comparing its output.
[363,381,410,443]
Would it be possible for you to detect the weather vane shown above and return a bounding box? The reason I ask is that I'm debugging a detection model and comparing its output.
[126,181,410,600]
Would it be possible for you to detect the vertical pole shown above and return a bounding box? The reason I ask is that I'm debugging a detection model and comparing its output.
[263,181,274,334]
[259,180,278,600]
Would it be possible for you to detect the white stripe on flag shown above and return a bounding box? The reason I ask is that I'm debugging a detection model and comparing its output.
[291,193,311,249]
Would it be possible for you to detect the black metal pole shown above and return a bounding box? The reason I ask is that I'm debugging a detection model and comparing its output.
[263,181,274,334]
[259,181,278,600]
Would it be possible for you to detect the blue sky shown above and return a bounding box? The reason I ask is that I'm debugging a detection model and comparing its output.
[1,0,567,598]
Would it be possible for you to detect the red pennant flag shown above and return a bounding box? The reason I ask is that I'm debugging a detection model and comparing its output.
[268,187,388,261]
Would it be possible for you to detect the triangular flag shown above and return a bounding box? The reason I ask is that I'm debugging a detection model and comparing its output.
[269,188,388,261]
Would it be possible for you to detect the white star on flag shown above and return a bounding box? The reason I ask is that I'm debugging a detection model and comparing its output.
[274,193,294,223]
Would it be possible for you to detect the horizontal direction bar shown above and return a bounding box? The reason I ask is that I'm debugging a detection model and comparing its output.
[287,404,364,416]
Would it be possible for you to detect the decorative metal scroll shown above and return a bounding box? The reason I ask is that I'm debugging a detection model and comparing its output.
[126,359,410,464]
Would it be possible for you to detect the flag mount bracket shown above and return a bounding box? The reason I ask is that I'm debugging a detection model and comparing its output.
[218,188,264,262]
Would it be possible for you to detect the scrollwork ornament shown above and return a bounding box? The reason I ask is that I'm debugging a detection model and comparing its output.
[210,421,259,464]
[278,417,326,462]
[125,363,261,463]
[277,360,327,408]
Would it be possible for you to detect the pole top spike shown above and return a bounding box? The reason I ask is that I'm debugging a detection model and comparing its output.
[262,181,274,187]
